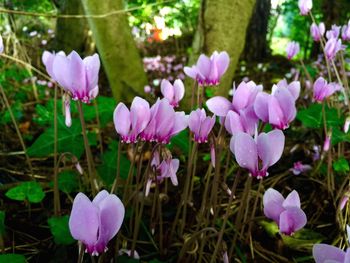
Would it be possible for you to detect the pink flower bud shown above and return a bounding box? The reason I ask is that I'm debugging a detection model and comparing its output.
[340,196,349,211]
[323,133,331,152]
[75,162,83,175]
[64,96,72,127]
[298,0,312,15]
[286,41,300,60]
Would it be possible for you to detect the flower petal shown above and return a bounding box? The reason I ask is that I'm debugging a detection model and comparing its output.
[232,132,258,175]
[113,103,131,138]
[206,96,232,116]
[283,190,301,208]
[263,188,285,223]
[279,207,307,235]
[254,92,269,123]
[313,244,345,263]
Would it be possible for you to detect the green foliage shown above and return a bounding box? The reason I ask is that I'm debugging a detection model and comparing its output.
[333,158,350,173]
[282,228,324,250]
[48,216,75,245]
[97,141,131,185]
[5,182,45,203]
[0,102,23,124]
[57,171,79,193]
[82,96,116,127]
[0,254,26,263]
[0,211,5,236]
[168,130,189,155]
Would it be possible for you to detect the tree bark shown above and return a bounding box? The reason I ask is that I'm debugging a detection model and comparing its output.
[54,0,89,53]
[243,0,271,62]
[81,0,148,102]
[186,0,256,101]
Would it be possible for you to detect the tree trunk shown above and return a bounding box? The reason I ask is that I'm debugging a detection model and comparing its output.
[243,0,271,62]
[81,0,148,102]
[54,0,89,53]
[185,0,256,107]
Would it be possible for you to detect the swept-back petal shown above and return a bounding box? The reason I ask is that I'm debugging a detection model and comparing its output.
[225,110,244,135]
[52,54,71,92]
[313,244,345,263]
[67,51,86,98]
[196,54,211,78]
[263,188,285,223]
[279,207,307,235]
[113,103,131,138]
[273,86,296,123]
[283,190,301,208]
[160,79,174,101]
[216,51,230,76]
[232,132,258,175]
[206,96,232,116]
[92,189,109,205]
[254,92,269,123]
[130,96,150,135]
[69,193,99,248]
[173,79,185,102]
[268,96,285,128]
[83,53,100,91]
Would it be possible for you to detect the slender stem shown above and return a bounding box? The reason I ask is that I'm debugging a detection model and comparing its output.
[111,140,122,194]
[0,84,34,177]
[77,101,97,195]
[246,179,263,242]
[299,58,312,83]
[93,100,104,155]
[122,141,139,204]
[53,86,61,216]
[190,81,198,110]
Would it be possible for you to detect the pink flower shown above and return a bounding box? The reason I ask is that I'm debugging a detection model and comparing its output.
[230,130,285,178]
[310,22,325,42]
[324,38,344,60]
[342,20,350,41]
[113,97,151,143]
[323,132,331,152]
[313,77,342,102]
[298,0,312,15]
[290,161,312,175]
[160,79,185,107]
[286,41,300,60]
[69,190,125,256]
[188,108,215,143]
[326,25,341,40]
[184,51,230,86]
[263,188,307,235]
[313,244,350,263]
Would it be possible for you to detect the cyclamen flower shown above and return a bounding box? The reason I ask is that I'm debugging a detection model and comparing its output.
[313,240,350,263]
[324,38,344,60]
[45,50,100,103]
[323,132,331,152]
[263,188,307,235]
[140,98,187,144]
[286,42,300,60]
[254,81,299,130]
[310,22,325,42]
[224,108,257,136]
[160,79,185,107]
[298,0,312,15]
[313,77,342,102]
[69,190,125,256]
[326,25,341,40]
[230,130,285,179]
[188,109,215,143]
[290,161,312,175]
[184,51,230,86]
[342,21,350,41]
[113,97,151,143]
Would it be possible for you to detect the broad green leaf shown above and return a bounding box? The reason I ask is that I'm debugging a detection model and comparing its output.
[297,104,322,128]
[82,96,116,127]
[333,158,350,173]
[0,254,26,263]
[259,220,279,238]
[48,216,75,245]
[97,141,131,185]
[57,171,79,193]
[283,228,324,250]
[0,211,5,235]
[168,130,189,155]
[5,181,45,203]
[0,102,23,125]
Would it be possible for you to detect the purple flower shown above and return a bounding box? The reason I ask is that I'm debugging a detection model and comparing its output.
[342,21,350,41]
[69,190,125,256]
[254,82,298,130]
[290,161,312,175]
[340,196,349,211]
[230,130,285,178]
[326,25,341,40]
[324,38,344,60]
[184,51,230,86]
[286,41,300,60]
[298,0,312,15]
[263,188,307,235]
[42,50,65,80]
[224,108,257,136]
[160,79,185,107]
[50,51,100,103]
[113,97,151,143]
[323,132,331,152]
[310,22,325,42]
[313,244,350,263]
[140,99,187,144]
[188,108,215,143]
[313,77,342,102]
[144,85,152,93]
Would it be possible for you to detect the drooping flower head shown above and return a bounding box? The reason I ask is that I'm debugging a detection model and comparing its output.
[310,22,325,42]
[184,51,230,86]
[313,243,350,263]
[0,34,4,54]
[160,79,185,107]
[286,41,300,60]
[326,25,341,40]
[46,50,100,103]
[298,0,312,15]
[342,20,350,41]
[290,161,312,175]
[313,77,342,102]
[69,190,125,256]
[188,108,215,143]
[325,38,344,60]
[230,130,285,179]
[263,188,307,235]
[113,96,151,143]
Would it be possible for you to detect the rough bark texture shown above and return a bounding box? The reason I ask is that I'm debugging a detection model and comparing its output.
[54,0,89,53]
[185,0,256,108]
[243,0,271,62]
[81,0,148,102]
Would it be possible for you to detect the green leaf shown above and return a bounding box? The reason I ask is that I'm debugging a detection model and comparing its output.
[333,158,350,173]
[82,96,116,127]
[168,130,189,154]
[97,141,131,185]
[48,216,75,245]
[57,171,79,193]
[0,211,5,236]
[282,228,324,250]
[0,254,26,263]
[297,104,322,128]
[5,182,45,203]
